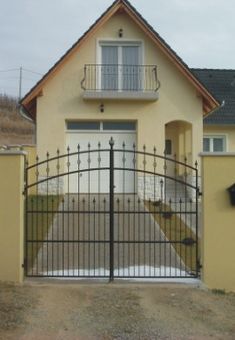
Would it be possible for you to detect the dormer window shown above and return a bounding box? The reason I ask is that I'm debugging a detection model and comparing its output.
[81,41,159,100]
[100,42,141,91]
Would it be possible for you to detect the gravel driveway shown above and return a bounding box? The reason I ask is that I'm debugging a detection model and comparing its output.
[0,282,234,340]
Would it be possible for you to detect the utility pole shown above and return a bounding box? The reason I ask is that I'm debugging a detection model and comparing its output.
[18,66,22,102]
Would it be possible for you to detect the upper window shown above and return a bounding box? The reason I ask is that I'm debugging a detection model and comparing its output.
[67,121,100,130]
[203,135,226,152]
[100,42,142,91]
[67,121,136,131]
[103,121,136,131]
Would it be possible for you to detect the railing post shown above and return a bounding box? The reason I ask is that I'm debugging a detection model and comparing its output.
[81,65,87,90]
[109,137,114,282]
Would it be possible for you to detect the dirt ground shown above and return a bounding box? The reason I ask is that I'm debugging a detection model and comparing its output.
[0,281,234,340]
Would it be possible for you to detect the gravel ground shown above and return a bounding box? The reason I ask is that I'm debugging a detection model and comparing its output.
[0,281,234,339]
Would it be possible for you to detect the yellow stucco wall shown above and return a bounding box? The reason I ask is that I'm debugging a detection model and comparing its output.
[202,154,235,292]
[203,125,235,152]
[36,11,203,165]
[0,152,25,283]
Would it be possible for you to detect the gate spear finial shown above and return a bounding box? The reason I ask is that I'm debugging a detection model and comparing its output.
[109,137,114,146]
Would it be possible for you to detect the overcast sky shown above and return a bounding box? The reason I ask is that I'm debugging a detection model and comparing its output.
[0,0,235,98]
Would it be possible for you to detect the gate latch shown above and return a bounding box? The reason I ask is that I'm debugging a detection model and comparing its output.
[181,237,196,246]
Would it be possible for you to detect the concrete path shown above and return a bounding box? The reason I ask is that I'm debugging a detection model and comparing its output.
[32,194,187,278]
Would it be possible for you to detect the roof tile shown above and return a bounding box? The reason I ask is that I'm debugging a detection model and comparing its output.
[191,69,235,125]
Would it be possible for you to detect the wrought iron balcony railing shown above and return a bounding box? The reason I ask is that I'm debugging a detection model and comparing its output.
[81,64,160,99]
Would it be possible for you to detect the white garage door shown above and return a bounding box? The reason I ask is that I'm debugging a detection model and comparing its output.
[66,121,136,193]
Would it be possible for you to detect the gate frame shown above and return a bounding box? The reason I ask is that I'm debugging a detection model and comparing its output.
[24,138,200,280]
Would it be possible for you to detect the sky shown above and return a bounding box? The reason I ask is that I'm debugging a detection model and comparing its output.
[0,0,235,98]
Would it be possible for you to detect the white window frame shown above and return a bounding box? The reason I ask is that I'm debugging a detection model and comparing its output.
[203,135,227,152]
[66,120,136,134]
[97,39,144,91]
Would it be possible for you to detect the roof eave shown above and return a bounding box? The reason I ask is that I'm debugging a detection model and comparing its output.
[21,0,122,108]
[121,0,220,113]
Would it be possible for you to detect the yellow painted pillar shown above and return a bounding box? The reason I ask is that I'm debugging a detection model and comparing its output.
[0,151,25,283]
[201,153,235,292]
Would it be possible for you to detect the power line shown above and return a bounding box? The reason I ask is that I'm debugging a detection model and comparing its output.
[0,67,43,76]
[0,66,43,99]
[0,86,18,89]
[0,68,19,73]
[0,76,38,81]
[23,68,43,76]
[0,77,20,80]
[20,77,40,81]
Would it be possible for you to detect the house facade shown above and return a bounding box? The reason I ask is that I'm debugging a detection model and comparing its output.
[192,69,235,153]
[21,0,219,196]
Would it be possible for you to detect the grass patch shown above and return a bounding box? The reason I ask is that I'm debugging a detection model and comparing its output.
[146,201,199,274]
[25,195,63,271]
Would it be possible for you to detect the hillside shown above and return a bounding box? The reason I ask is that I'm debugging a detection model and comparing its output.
[0,94,34,145]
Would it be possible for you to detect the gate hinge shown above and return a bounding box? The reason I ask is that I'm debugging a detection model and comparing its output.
[22,259,26,268]
[197,188,202,196]
[197,259,203,270]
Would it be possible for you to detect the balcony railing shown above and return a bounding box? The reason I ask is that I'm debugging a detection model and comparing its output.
[81,64,160,100]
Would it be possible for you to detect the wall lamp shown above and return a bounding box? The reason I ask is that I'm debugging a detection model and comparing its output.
[118,28,123,38]
[100,103,104,113]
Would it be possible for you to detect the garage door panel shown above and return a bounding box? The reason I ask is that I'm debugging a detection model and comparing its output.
[67,131,136,193]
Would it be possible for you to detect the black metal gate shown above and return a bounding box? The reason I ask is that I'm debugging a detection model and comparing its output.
[25,138,200,280]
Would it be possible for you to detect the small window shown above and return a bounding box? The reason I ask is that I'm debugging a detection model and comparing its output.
[213,138,224,152]
[203,138,210,152]
[165,139,172,155]
[203,136,226,152]
[103,121,136,131]
[67,121,100,130]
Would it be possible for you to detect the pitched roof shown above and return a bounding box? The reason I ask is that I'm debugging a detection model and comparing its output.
[192,69,235,125]
[21,0,219,119]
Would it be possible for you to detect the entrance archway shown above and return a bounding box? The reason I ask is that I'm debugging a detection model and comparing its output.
[165,120,192,177]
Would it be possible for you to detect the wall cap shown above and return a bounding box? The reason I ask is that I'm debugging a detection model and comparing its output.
[200,152,235,157]
[0,151,27,156]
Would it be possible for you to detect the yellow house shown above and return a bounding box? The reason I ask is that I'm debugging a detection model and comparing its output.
[21,0,219,156]
[20,0,226,281]
[20,0,220,199]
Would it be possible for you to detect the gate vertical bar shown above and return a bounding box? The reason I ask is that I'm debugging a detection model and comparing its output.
[109,137,114,281]
[24,159,29,276]
[195,161,199,277]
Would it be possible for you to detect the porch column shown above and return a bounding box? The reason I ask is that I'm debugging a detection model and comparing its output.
[192,120,203,168]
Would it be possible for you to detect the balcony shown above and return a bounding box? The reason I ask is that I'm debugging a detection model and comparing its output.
[81,64,160,101]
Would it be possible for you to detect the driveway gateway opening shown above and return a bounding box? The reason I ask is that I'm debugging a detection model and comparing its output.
[25,138,200,280]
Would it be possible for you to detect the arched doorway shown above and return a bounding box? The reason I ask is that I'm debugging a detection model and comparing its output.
[165,120,192,177]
